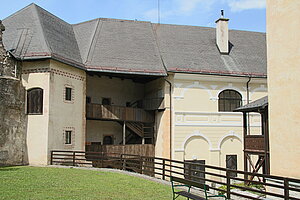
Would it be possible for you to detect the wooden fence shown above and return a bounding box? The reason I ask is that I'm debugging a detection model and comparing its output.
[50,150,300,200]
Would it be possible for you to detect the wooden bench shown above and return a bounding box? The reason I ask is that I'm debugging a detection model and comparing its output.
[170,176,227,200]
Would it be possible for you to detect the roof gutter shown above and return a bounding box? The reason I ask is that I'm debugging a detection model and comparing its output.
[167,70,267,79]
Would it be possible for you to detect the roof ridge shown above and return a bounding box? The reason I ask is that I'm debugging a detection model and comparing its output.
[2,3,36,21]
[32,4,52,54]
[151,23,168,73]
[85,19,102,65]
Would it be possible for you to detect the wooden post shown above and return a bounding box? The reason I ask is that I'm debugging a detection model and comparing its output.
[284,178,289,200]
[226,170,231,200]
[162,159,166,180]
[123,121,126,145]
[140,156,143,174]
[188,163,192,180]
[50,151,53,165]
[243,112,248,180]
[72,151,76,166]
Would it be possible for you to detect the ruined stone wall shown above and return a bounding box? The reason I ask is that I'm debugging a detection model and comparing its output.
[0,20,28,165]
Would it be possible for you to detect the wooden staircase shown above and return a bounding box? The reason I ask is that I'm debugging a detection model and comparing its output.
[118,122,155,144]
[143,123,155,144]
[126,122,144,138]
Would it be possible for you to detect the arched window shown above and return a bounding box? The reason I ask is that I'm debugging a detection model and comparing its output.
[27,88,43,114]
[103,136,113,145]
[218,90,242,112]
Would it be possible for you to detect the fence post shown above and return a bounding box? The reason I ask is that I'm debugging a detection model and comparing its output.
[162,159,166,180]
[50,151,53,165]
[72,151,76,166]
[120,154,123,170]
[284,178,289,200]
[140,156,143,174]
[188,162,192,180]
[122,154,126,170]
[226,170,231,200]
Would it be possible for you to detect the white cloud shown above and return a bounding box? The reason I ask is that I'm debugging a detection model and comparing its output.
[143,0,215,22]
[177,0,211,12]
[227,0,266,12]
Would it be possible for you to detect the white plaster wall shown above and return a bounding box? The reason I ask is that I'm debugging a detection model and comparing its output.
[22,60,50,165]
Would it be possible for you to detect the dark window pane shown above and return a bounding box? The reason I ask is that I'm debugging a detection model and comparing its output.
[102,98,111,105]
[65,87,72,101]
[226,155,237,177]
[65,131,72,144]
[86,96,91,104]
[218,90,242,112]
[103,136,113,145]
[27,88,43,114]
[184,160,205,184]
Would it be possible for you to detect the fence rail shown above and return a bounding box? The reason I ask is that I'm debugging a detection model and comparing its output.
[50,150,300,200]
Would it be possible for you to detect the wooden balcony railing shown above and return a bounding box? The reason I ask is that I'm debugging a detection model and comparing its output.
[244,135,265,152]
[86,103,154,123]
[86,144,155,157]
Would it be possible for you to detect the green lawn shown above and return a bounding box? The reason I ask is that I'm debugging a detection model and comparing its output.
[0,166,180,200]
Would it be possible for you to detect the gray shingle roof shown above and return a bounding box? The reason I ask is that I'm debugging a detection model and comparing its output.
[234,96,268,112]
[153,23,266,77]
[2,3,267,77]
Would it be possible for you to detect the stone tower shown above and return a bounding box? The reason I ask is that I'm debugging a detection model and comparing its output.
[0,20,28,165]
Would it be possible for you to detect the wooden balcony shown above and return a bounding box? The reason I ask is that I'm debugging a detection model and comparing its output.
[139,98,165,110]
[244,135,266,153]
[86,103,154,123]
[86,144,155,157]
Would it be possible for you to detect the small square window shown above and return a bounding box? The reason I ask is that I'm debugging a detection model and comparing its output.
[65,131,72,144]
[86,96,91,104]
[65,87,72,101]
[102,98,111,105]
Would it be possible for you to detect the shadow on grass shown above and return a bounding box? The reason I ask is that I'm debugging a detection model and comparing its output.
[0,166,21,171]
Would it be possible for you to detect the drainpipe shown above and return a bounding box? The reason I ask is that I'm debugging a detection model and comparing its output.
[246,76,251,104]
[164,78,172,160]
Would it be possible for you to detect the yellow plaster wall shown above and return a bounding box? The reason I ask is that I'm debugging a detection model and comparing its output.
[21,60,51,165]
[172,74,267,170]
[267,0,300,178]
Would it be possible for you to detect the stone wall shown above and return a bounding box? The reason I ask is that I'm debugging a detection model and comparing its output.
[0,20,28,165]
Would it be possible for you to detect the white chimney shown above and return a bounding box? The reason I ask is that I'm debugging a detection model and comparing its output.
[215,10,229,54]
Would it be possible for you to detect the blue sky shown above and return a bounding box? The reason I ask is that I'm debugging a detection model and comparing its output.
[0,0,266,32]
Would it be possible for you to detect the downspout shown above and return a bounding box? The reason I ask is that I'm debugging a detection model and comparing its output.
[164,78,172,160]
[246,76,251,134]
[246,76,251,104]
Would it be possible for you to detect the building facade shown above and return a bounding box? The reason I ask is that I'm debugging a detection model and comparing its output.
[267,0,300,179]
[0,4,267,171]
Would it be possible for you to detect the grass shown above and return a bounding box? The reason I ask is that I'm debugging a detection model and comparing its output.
[218,182,265,196]
[0,166,183,200]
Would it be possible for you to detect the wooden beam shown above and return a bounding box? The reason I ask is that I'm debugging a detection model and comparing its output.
[123,122,126,145]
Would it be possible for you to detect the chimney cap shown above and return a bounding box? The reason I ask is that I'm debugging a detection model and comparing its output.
[215,10,229,23]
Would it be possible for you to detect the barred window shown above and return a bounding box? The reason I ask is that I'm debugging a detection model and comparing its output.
[27,88,43,114]
[65,131,72,144]
[218,90,242,112]
[65,87,72,101]
[226,155,237,177]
